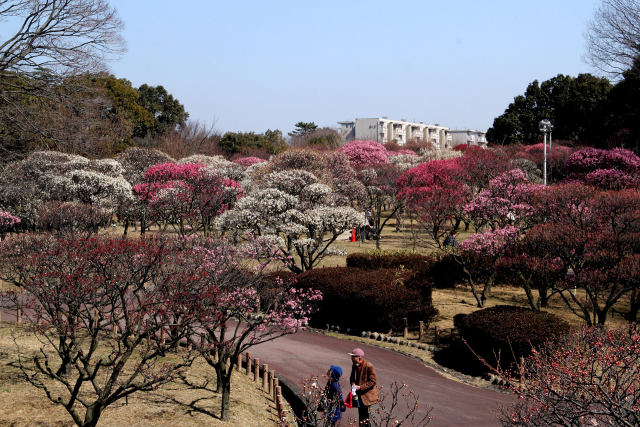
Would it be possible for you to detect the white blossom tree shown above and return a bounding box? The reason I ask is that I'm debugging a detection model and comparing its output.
[216,169,364,272]
[0,151,133,229]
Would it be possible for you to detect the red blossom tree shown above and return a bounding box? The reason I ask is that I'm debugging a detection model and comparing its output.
[455,146,510,194]
[133,162,243,235]
[0,235,200,427]
[397,159,471,248]
[499,324,640,427]
[522,185,640,325]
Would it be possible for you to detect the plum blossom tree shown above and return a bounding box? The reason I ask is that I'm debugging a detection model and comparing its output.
[324,151,367,206]
[397,159,471,248]
[0,210,20,239]
[499,324,640,426]
[455,146,510,195]
[176,236,322,420]
[232,156,267,167]
[0,151,133,230]
[215,169,364,272]
[0,235,200,427]
[564,147,640,189]
[359,163,404,249]
[133,162,243,236]
[522,185,640,325]
[37,201,110,236]
[464,169,544,231]
[338,140,389,170]
[457,226,521,307]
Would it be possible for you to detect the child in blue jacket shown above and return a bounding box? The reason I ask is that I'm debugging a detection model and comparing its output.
[321,365,346,425]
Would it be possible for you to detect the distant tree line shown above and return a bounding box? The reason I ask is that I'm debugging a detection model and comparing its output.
[488,0,640,153]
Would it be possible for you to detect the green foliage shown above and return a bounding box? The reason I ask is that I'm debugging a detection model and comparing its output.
[93,74,154,143]
[607,57,640,153]
[288,121,318,136]
[219,129,287,156]
[453,305,570,370]
[487,74,612,145]
[136,84,189,138]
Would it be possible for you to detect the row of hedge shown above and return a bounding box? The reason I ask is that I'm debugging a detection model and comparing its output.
[453,305,570,370]
[290,267,438,332]
[346,251,466,289]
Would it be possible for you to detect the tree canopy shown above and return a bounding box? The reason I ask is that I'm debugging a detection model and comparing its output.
[486,74,612,145]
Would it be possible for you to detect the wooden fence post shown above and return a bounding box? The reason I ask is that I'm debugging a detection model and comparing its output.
[418,321,425,342]
[254,358,260,382]
[263,365,269,389]
[246,353,252,376]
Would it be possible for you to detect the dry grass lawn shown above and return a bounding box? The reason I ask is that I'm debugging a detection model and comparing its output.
[0,323,278,426]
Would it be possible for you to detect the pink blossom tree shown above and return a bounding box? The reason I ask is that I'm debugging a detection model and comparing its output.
[133,162,243,235]
[564,147,640,189]
[464,169,545,231]
[232,156,267,167]
[177,235,322,420]
[0,210,20,240]
[457,226,521,307]
[338,140,390,170]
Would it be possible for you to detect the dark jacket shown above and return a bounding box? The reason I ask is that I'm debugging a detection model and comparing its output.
[323,365,345,423]
[350,359,378,406]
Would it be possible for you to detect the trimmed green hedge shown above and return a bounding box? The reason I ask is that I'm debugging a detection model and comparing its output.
[453,305,570,370]
[295,267,438,332]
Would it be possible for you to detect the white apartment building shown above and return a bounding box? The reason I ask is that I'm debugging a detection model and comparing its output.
[448,130,488,148]
[338,117,452,149]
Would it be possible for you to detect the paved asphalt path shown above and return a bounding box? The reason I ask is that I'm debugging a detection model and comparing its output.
[251,330,513,427]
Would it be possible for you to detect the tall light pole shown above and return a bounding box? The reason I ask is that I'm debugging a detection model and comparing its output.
[538,119,553,185]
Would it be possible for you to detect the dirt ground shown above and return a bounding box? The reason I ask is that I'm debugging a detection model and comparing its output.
[0,324,277,426]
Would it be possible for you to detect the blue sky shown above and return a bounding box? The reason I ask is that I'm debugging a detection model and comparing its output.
[109,0,601,134]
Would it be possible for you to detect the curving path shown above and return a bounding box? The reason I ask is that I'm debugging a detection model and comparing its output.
[251,331,513,427]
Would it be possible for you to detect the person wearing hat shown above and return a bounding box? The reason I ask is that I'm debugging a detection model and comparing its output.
[319,365,346,426]
[348,347,378,427]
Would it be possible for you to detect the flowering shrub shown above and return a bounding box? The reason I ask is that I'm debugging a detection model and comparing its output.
[233,156,267,167]
[583,168,639,190]
[0,211,20,239]
[500,325,640,426]
[338,140,389,169]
